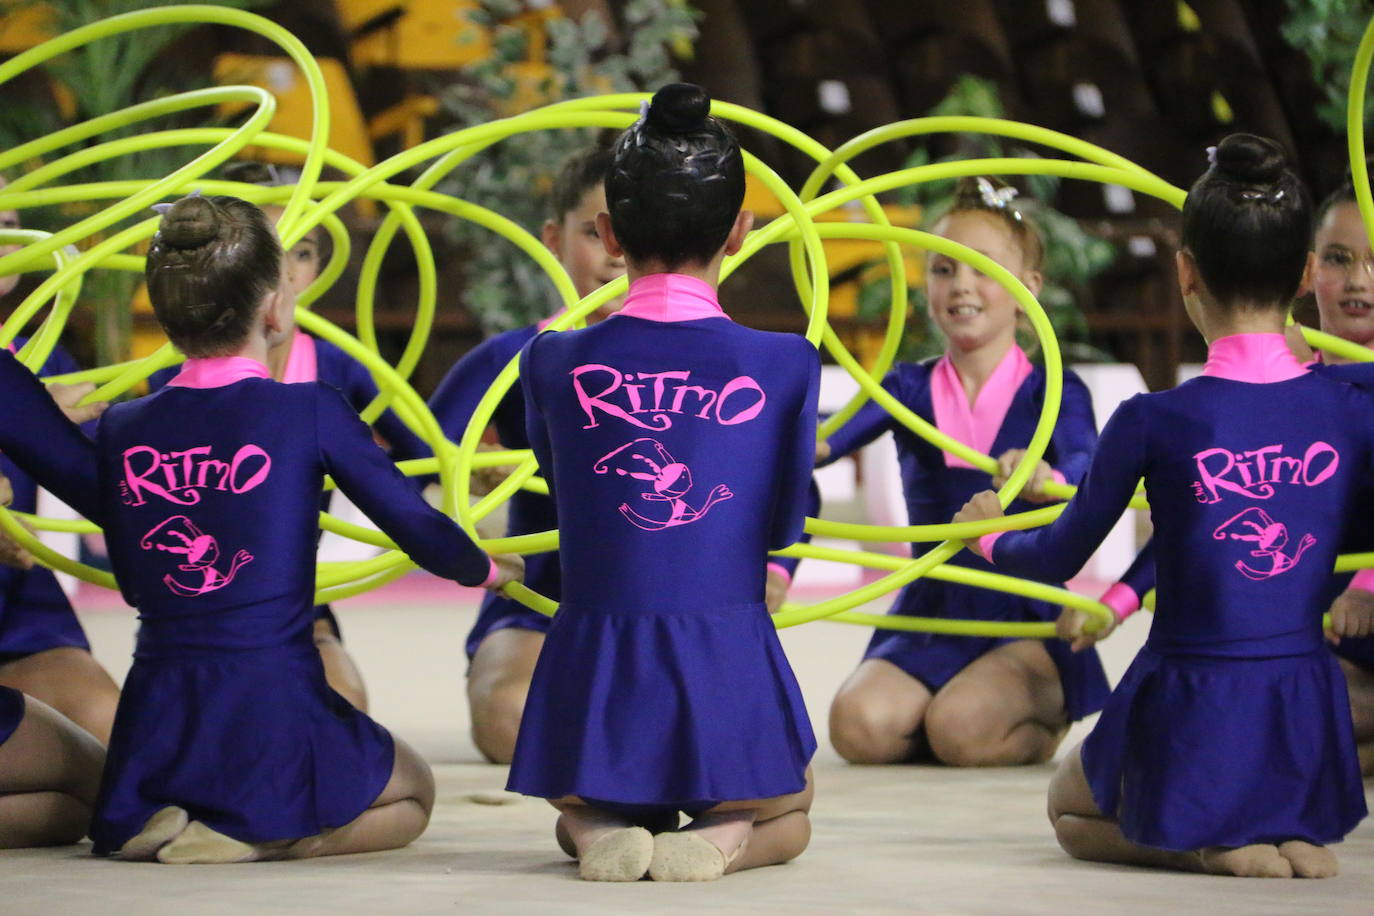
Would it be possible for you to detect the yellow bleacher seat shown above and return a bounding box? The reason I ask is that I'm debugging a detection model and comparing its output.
[338,0,490,70]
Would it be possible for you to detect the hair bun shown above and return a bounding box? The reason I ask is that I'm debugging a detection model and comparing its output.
[1213,133,1286,185]
[646,83,711,134]
[160,195,220,249]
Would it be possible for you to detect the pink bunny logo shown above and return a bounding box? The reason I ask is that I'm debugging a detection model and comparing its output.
[593,438,734,531]
[140,515,254,597]
[1212,507,1316,581]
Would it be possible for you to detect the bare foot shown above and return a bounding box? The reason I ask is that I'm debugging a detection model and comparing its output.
[1278,841,1339,878]
[1199,844,1294,878]
[117,806,189,861]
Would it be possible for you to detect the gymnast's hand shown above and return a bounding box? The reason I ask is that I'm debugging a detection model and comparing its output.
[952,490,1003,558]
[765,566,789,614]
[46,380,107,425]
[1326,587,1374,644]
[992,449,1057,503]
[0,475,35,570]
[485,553,525,590]
[814,440,831,464]
[1055,605,1116,653]
[1284,322,1315,364]
[469,441,512,497]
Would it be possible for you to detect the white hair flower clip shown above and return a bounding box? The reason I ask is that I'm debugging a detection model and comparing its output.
[975,177,1021,219]
[1206,146,1218,168]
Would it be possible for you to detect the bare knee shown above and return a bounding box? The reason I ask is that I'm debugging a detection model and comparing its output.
[1052,813,1101,861]
[828,691,911,764]
[388,737,436,817]
[924,694,1004,767]
[469,680,529,764]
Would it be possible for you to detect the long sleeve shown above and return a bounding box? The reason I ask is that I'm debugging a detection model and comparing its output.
[769,345,822,552]
[430,334,508,443]
[0,350,101,523]
[519,335,556,503]
[769,477,820,578]
[315,386,491,586]
[989,394,1147,583]
[820,369,903,464]
[1048,371,1099,486]
[333,354,432,464]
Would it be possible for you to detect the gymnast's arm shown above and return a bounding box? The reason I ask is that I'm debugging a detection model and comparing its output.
[518,336,556,504]
[0,350,102,524]
[976,395,1148,583]
[1096,538,1156,621]
[769,344,822,552]
[818,369,903,465]
[315,385,495,587]
[1046,371,1099,487]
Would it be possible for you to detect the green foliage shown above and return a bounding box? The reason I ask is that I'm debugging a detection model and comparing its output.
[438,0,700,332]
[859,76,1116,364]
[0,0,262,364]
[1280,0,1373,133]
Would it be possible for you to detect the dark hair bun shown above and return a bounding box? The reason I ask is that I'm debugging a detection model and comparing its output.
[1213,133,1286,185]
[646,83,711,134]
[222,161,276,186]
[160,196,220,250]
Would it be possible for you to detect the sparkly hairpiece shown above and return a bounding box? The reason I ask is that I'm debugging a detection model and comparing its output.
[975,177,1022,220]
[1206,146,1218,168]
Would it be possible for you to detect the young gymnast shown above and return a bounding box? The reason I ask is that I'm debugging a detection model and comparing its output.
[820,176,1107,767]
[1081,168,1374,776]
[430,146,815,763]
[506,84,818,882]
[954,134,1368,878]
[0,348,110,848]
[145,164,428,712]
[428,146,628,764]
[90,193,522,864]
[0,178,121,742]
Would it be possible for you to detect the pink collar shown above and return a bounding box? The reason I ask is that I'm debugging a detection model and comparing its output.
[929,344,1033,469]
[616,273,729,323]
[280,329,317,383]
[1201,333,1308,383]
[166,356,270,389]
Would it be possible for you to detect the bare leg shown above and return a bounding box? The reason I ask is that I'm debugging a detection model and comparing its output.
[828,659,932,764]
[313,618,368,713]
[157,733,436,864]
[550,798,653,881]
[924,640,1068,767]
[1338,657,1374,777]
[0,647,120,744]
[0,694,105,848]
[467,629,545,764]
[1047,742,1204,873]
[650,767,815,881]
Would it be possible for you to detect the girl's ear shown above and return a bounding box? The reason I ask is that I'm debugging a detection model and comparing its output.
[541,218,563,259]
[722,210,755,256]
[596,212,625,259]
[1022,268,1044,299]
[1295,250,1317,298]
[1176,249,1199,297]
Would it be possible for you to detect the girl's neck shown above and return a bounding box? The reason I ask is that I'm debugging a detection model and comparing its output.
[947,335,1016,405]
[627,260,721,289]
[1196,301,1287,343]
[264,333,292,380]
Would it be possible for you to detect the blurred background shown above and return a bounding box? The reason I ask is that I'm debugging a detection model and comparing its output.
[0,0,1366,393]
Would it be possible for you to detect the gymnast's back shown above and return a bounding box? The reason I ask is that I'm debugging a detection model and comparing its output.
[520,300,819,614]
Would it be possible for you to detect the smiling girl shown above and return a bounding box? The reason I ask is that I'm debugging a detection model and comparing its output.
[821,177,1107,768]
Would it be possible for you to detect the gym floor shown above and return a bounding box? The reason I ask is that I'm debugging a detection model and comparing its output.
[4,579,1371,914]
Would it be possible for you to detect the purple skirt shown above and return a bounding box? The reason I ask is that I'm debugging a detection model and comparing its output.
[91,642,393,854]
[864,579,1110,721]
[1083,644,1367,851]
[0,565,90,662]
[507,601,814,809]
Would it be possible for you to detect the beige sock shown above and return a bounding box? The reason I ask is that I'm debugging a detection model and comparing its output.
[156,821,262,865]
[648,831,728,882]
[578,827,653,882]
[1277,841,1339,879]
[117,807,189,861]
[1199,844,1294,878]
